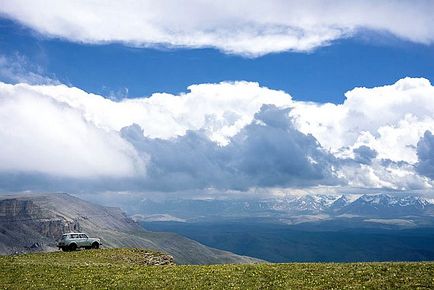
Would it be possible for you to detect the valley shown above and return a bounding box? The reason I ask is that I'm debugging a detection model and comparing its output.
[141,221,434,263]
[134,193,434,263]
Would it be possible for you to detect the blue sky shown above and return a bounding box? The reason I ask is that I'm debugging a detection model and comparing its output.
[1,1,434,197]
[1,18,433,104]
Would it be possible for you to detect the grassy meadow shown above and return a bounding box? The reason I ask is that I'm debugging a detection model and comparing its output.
[1,248,433,289]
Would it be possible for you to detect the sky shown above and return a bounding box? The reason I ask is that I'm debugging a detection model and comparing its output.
[1,0,434,198]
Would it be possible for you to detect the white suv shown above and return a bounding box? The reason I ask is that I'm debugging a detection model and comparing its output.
[57,232,102,251]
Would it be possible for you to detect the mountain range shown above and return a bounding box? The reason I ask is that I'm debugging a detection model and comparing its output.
[134,193,434,226]
[272,194,434,217]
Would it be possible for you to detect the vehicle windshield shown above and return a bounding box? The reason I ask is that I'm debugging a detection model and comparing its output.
[60,234,67,240]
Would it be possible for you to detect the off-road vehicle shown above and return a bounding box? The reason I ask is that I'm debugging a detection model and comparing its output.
[57,232,102,251]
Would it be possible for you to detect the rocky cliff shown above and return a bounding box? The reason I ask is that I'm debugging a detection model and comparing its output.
[0,193,261,265]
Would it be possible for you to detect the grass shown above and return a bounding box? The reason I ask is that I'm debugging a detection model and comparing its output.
[1,248,434,289]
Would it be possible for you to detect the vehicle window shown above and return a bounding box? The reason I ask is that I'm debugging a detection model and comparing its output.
[71,234,77,238]
[61,234,67,240]
[79,234,87,238]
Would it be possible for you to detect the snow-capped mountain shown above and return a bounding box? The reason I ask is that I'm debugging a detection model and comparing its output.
[336,194,433,217]
[137,193,434,222]
[271,194,339,214]
[268,193,434,218]
[328,195,356,212]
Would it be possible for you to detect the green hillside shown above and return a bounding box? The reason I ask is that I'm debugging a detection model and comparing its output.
[1,249,433,289]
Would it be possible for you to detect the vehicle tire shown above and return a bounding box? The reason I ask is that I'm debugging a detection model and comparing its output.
[91,242,99,249]
[69,243,77,251]
[61,247,68,252]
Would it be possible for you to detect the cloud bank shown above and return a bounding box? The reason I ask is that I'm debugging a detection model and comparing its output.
[1,77,434,193]
[1,0,433,56]
[121,106,340,191]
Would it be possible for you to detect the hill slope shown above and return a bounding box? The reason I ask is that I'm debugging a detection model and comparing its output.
[0,193,260,264]
[1,249,433,289]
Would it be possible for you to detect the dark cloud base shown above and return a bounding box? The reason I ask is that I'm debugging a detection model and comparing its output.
[417,130,434,179]
[122,105,342,192]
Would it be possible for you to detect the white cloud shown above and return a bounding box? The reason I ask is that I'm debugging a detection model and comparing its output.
[27,81,292,144]
[339,160,431,191]
[0,54,57,85]
[291,78,434,164]
[290,77,434,191]
[1,77,434,192]
[0,83,145,178]
[1,0,433,56]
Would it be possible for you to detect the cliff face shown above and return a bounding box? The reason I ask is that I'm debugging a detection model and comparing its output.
[0,199,41,218]
[0,193,144,253]
[0,197,81,253]
[0,193,261,265]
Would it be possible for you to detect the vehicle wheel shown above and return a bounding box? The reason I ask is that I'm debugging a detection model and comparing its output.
[91,242,99,249]
[69,243,77,251]
[61,247,68,252]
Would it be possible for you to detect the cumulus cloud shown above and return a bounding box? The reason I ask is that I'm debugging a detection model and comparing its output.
[289,77,434,190]
[20,81,292,144]
[0,82,145,178]
[121,105,340,191]
[1,77,434,193]
[0,80,293,190]
[291,78,434,164]
[1,0,433,56]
